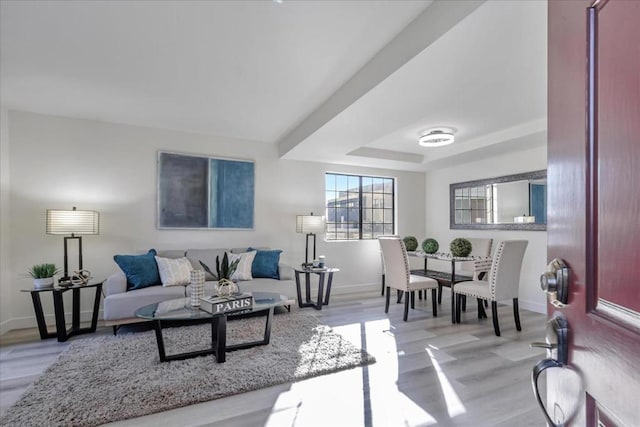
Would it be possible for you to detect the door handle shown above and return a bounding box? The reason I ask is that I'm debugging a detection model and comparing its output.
[540,258,570,307]
[531,314,569,427]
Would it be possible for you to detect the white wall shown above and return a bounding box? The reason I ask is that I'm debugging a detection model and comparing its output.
[0,108,12,333]
[2,111,425,333]
[425,145,547,313]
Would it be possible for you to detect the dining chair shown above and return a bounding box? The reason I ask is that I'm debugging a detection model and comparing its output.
[433,237,494,306]
[459,238,493,279]
[379,236,438,321]
[455,237,494,310]
[453,240,528,336]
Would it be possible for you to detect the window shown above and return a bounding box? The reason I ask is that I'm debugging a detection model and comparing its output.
[325,173,395,240]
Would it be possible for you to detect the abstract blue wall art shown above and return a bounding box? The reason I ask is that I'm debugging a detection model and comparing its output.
[158,152,254,229]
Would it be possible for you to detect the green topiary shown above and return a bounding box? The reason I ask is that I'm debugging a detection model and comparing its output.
[450,238,473,257]
[402,236,418,252]
[422,238,439,254]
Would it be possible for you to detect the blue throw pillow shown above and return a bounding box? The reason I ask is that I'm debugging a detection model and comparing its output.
[248,248,282,279]
[114,249,161,290]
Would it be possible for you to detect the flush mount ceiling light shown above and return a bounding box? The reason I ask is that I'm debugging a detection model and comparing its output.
[418,129,455,147]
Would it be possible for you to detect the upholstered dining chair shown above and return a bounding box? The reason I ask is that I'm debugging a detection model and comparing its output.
[379,236,439,321]
[453,240,528,336]
[459,238,494,279]
[432,237,495,307]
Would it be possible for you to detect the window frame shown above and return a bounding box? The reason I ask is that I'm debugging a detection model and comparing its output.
[325,172,396,241]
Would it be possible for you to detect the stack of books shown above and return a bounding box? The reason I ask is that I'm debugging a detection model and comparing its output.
[199,292,253,315]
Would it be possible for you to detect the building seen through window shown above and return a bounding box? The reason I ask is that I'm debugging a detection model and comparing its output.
[325,173,395,240]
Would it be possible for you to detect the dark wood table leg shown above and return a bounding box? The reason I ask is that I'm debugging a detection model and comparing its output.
[89,283,102,332]
[52,290,69,342]
[315,272,325,310]
[29,292,56,340]
[215,316,227,363]
[72,288,81,332]
[323,272,334,305]
[295,271,304,307]
[154,320,167,362]
[451,260,457,324]
[304,272,311,302]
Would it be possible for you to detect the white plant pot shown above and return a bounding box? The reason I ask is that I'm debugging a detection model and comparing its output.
[33,277,54,289]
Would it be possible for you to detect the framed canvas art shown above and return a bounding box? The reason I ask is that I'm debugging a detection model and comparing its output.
[157,151,254,229]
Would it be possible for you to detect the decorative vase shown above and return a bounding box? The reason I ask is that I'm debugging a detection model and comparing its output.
[189,270,205,307]
[33,277,54,289]
[215,278,238,298]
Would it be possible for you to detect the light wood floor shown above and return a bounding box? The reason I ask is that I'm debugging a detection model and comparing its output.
[1,289,547,426]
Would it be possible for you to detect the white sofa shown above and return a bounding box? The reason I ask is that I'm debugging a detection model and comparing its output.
[103,247,296,327]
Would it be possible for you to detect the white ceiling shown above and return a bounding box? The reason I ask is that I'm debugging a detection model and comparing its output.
[0,0,547,172]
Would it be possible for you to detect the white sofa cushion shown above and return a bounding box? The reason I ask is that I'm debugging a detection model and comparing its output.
[103,285,186,321]
[229,251,257,281]
[155,256,192,286]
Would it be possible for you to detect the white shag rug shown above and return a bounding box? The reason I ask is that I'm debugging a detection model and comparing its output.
[1,312,375,427]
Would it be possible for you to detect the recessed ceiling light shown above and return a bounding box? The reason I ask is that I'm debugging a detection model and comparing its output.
[418,129,455,147]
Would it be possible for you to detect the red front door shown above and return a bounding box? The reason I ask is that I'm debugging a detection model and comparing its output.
[546,0,640,425]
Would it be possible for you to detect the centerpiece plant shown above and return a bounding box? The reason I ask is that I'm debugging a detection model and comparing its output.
[402,236,418,252]
[215,253,240,297]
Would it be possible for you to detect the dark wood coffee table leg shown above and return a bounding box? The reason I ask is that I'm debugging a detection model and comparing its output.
[154,320,167,362]
[226,307,275,351]
[213,316,227,363]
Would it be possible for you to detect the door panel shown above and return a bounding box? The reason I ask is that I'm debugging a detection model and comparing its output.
[547,0,640,425]
[595,0,640,313]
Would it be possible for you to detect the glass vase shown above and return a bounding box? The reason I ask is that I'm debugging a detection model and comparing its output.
[190,270,205,307]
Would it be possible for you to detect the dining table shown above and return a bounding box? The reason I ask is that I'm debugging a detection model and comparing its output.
[409,251,493,323]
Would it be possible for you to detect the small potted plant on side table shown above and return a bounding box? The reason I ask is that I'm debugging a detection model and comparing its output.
[28,263,59,289]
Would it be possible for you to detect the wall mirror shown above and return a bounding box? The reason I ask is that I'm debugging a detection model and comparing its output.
[450,170,546,231]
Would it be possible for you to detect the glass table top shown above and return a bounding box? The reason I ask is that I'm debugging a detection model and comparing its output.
[134,291,290,321]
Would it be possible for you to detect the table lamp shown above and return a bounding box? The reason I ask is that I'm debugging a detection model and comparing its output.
[296,212,325,266]
[46,207,100,284]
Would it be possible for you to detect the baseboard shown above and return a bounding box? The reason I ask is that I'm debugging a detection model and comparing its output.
[330,282,379,295]
[518,299,546,314]
[0,309,105,336]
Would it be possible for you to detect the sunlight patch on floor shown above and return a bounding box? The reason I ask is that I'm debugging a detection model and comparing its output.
[264,318,442,426]
[426,348,466,418]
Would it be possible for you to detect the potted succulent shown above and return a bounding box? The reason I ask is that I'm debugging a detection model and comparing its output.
[28,263,59,289]
[450,238,473,257]
[422,238,439,254]
[402,236,419,252]
[214,253,240,297]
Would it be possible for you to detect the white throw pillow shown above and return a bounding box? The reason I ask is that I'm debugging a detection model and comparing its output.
[155,256,192,286]
[228,251,256,281]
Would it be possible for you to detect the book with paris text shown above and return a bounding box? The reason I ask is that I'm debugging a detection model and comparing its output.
[199,293,253,315]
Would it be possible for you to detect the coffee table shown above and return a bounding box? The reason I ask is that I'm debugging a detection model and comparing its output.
[134,291,289,363]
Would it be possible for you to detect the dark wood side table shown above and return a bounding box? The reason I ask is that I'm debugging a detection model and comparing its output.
[21,282,103,342]
[294,267,339,310]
